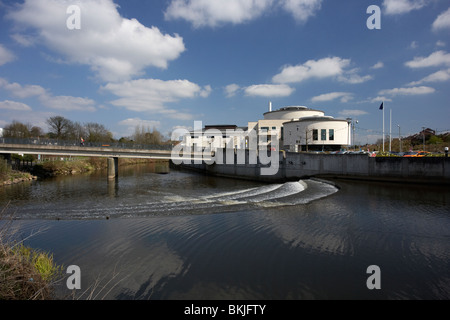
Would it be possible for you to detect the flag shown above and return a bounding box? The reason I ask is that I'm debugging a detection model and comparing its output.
[379,102,384,110]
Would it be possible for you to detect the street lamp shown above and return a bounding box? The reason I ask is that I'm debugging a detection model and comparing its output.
[422,126,426,151]
[397,125,402,153]
[352,119,358,151]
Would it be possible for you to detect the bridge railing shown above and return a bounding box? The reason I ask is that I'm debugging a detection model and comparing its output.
[0,137,173,151]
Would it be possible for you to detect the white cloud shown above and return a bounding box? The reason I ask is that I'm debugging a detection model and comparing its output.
[0,45,15,66]
[39,95,96,112]
[432,8,450,31]
[0,80,47,99]
[436,41,446,47]
[405,51,450,68]
[280,0,322,23]
[379,86,436,96]
[371,62,384,69]
[119,118,161,128]
[409,41,418,49]
[10,34,35,47]
[102,78,210,118]
[408,68,450,86]
[382,0,428,15]
[272,57,371,85]
[164,0,322,27]
[165,0,274,28]
[0,100,32,111]
[225,84,240,97]
[338,68,372,84]
[311,92,353,103]
[8,0,185,82]
[369,96,393,103]
[244,84,294,97]
[338,110,368,117]
[0,78,96,112]
[272,57,356,84]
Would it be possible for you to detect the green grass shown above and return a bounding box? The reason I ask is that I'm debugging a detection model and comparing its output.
[0,203,64,300]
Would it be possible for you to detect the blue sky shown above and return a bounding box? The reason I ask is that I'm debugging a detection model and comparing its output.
[0,0,449,144]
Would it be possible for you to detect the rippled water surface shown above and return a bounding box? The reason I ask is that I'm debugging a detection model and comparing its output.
[1,163,449,299]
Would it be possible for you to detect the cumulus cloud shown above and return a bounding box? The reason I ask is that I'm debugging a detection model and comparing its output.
[272,56,370,84]
[0,78,96,112]
[273,57,350,83]
[280,0,323,23]
[165,0,273,28]
[164,0,322,27]
[8,0,185,82]
[379,86,436,96]
[101,78,211,119]
[224,84,240,97]
[244,84,294,97]
[405,51,450,68]
[0,100,32,111]
[311,92,353,103]
[432,8,450,31]
[382,0,428,15]
[408,68,450,86]
[371,62,384,69]
[0,45,15,66]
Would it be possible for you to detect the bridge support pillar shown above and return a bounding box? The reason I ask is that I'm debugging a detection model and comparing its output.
[107,157,119,180]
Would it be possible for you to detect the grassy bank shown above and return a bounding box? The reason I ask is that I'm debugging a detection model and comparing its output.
[0,204,63,300]
[1,159,37,186]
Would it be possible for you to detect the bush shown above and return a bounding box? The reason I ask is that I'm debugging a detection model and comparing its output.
[0,204,63,300]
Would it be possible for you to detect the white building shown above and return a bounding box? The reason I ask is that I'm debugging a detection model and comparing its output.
[249,105,350,152]
[181,104,351,153]
[283,116,351,152]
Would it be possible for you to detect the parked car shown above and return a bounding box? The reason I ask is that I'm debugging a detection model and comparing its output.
[413,151,431,157]
[403,151,418,157]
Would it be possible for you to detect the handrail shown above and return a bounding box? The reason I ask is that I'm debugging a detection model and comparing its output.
[0,137,173,151]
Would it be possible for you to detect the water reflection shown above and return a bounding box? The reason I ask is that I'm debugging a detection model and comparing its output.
[1,164,450,299]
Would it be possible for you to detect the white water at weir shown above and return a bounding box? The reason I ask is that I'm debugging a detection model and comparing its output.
[3,176,339,220]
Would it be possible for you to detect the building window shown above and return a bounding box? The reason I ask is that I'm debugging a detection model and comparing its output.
[272,126,277,130]
[260,127,269,132]
[329,129,335,141]
[321,129,326,141]
[313,129,318,141]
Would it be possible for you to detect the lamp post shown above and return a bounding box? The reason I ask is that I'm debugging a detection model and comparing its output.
[397,125,402,153]
[422,127,426,151]
[352,119,358,151]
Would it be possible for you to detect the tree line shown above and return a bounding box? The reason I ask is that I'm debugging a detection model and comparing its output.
[2,116,167,145]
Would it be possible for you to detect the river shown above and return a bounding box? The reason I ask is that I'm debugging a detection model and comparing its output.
[0,162,449,300]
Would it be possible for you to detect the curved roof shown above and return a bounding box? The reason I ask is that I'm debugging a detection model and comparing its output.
[263,106,325,120]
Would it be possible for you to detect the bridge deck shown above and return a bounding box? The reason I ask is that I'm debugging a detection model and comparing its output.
[0,143,207,161]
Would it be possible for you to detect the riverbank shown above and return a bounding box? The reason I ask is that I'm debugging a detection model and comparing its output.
[0,203,63,299]
[31,157,169,178]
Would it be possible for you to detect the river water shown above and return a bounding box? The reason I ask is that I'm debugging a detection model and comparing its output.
[1,163,449,300]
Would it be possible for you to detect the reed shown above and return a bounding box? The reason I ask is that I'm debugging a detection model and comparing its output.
[0,203,63,300]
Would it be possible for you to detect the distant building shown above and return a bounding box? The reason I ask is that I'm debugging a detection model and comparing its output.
[0,128,3,138]
[181,103,351,152]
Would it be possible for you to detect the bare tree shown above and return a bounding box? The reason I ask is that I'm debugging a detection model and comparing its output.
[46,116,73,139]
[3,121,32,138]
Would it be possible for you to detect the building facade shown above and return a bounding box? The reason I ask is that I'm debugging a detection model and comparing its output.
[181,104,351,153]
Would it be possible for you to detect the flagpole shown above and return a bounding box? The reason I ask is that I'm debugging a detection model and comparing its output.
[382,101,385,152]
[389,108,392,153]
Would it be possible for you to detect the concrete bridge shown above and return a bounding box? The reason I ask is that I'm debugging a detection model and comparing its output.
[0,139,206,180]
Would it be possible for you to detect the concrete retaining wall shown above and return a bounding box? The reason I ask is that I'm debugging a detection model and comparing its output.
[178,150,450,185]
